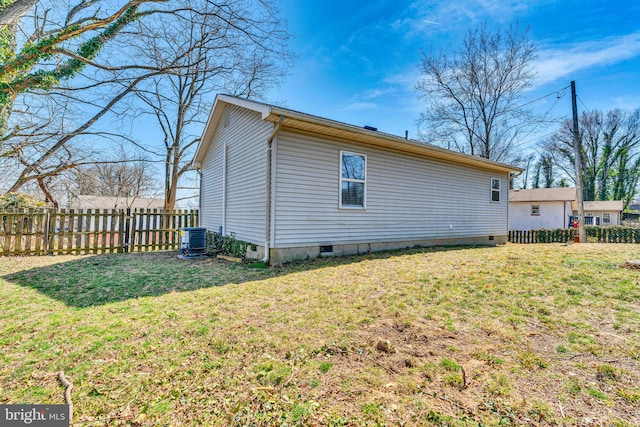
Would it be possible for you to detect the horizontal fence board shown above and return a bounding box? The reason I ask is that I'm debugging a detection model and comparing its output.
[0,208,198,256]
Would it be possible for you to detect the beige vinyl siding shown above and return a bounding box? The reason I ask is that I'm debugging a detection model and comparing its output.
[199,124,224,232]
[199,105,272,243]
[273,130,508,247]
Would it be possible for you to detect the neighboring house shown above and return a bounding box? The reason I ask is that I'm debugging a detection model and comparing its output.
[71,195,165,210]
[192,94,522,264]
[582,200,624,226]
[509,188,623,230]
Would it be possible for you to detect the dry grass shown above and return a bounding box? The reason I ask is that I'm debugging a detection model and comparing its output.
[1,244,640,426]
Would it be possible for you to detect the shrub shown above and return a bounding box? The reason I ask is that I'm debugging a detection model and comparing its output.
[586,226,639,243]
[511,226,640,244]
[0,193,45,210]
[206,231,255,258]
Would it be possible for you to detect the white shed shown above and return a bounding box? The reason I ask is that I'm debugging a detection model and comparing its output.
[192,95,522,264]
[509,187,623,230]
[509,188,575,231]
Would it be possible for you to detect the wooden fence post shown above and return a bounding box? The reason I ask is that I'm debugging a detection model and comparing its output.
[124,208,131,253]
[47,210,56,255]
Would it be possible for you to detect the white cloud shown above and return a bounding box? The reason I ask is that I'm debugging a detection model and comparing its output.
[339,102,378,112]
[341,87,400,112]
[356,88,395,101]
[383,70,422,89]
[534,32,640,87]
[473,0,532,18]
[612,95,640,111]
[399,0,542,36]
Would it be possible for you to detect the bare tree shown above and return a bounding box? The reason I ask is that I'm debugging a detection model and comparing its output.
[2,0,290,210]
[0,0,170,136]
[127,0,290,209]
[72,161,157,198]
[5,71,161,195]
[417,23,539,162]
[544,109,640,208]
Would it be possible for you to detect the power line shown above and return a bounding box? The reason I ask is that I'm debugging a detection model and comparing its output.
[507,90,567,152]
[512,85,571,110]
[511,129,561,153]
[489,85,570,152]
[576,94,590,112]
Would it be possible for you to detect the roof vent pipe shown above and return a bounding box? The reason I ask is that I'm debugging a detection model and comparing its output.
[405,130,408,139]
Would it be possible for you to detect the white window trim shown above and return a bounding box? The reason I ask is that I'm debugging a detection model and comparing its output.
[603,212,611,224]
[339,150,367,209]
[491,178,501,203]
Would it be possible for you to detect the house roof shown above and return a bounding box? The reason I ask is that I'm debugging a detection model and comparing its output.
[579,200,624,212]
[509,188,624,212]
[192,94,523,174]
[509,187,576,202]
[72,195,165,210]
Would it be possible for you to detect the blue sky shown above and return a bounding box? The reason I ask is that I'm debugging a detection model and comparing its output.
[267,0,640,158]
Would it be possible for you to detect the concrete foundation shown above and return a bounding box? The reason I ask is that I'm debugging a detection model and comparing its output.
[247,235,507,265]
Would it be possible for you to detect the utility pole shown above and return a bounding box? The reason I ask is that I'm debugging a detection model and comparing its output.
[571,81,587,243]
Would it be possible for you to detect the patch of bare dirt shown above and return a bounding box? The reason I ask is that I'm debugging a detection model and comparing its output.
[623,260,640,270]
[309,316,640,425]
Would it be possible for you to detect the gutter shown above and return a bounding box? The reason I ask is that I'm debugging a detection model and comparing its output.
[262,115,285,263]
[509,170,523,179]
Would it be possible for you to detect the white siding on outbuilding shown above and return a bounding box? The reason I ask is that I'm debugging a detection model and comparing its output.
[608,211,621,225]
[578,210,621,226]
[272,130,508,248]
[199,105,273,243]
[508,201,571,230]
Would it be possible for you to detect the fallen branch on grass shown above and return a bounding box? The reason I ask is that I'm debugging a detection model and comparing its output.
[460,365,467,390]
[58,371,73,423]
[360,353,398,374]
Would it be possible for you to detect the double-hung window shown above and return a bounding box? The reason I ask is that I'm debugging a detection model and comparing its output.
[531,204,540,216]
[340,151,366,208]
[491,178,501,202]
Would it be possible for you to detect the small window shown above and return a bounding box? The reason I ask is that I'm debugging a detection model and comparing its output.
[340,151,366,208]
[603,212,611,224]
[491,178,501,202]
[531,204,540,216]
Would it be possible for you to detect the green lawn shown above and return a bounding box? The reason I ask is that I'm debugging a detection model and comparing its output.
[1,244,639,426]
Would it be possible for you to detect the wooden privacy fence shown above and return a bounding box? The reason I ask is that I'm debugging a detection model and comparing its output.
[509,226,640,244]
[0,208,198,256]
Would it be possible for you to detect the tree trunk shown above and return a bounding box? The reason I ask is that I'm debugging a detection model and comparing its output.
[0,0,39,29]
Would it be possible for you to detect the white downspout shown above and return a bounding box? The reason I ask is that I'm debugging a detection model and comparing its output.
[262,115,284,263]
[508,171,523,235]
